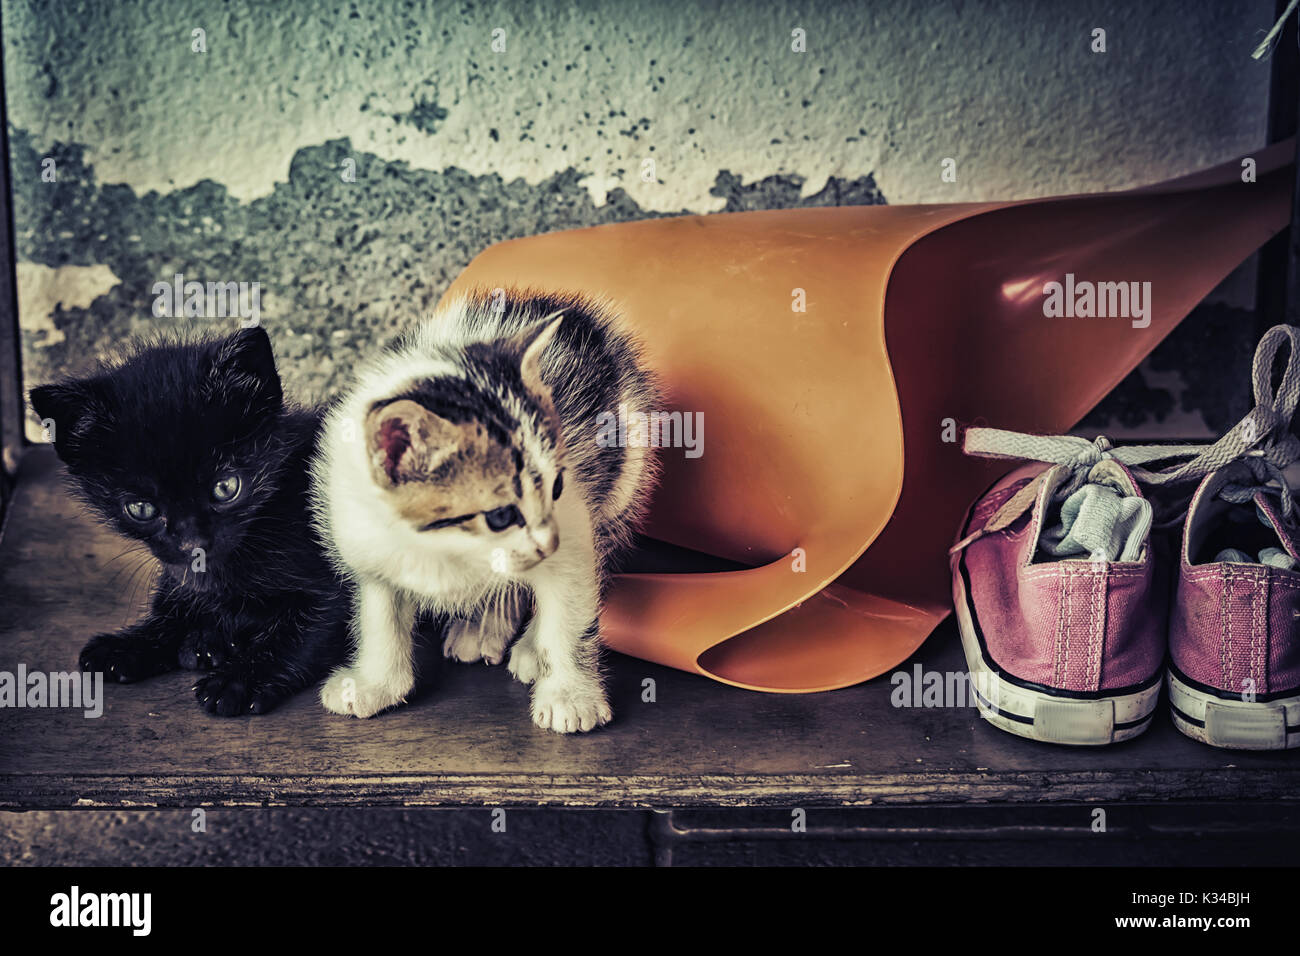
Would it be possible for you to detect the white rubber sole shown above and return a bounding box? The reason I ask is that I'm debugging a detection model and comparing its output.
[953,563,1161,746]
[1167,669,1300,750]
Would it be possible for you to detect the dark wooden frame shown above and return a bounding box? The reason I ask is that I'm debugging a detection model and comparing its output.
[0,10,26,528]
[1256,0,1300,338]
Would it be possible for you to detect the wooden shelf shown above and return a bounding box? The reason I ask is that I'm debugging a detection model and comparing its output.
[2,446,1299,810]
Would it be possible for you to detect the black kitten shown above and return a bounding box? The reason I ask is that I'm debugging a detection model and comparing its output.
[29,327,349,716]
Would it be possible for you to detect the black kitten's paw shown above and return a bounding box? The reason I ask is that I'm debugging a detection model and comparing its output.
[193,668,287,717]
[79,633,174,683]
[177,630,232,670]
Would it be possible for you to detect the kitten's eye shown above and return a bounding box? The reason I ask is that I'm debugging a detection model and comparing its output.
[484,505,523,532]
[124,500,157,522]
[211,475,242,503]
[552,472,564,501]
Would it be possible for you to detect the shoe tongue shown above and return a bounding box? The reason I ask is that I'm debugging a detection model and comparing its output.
[1039,478,1152,562]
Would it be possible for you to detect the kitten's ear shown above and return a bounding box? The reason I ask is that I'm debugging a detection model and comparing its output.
[515,313,564,399]
[364,399,458,486]
[29,382,96,458]
[212,327,283,413]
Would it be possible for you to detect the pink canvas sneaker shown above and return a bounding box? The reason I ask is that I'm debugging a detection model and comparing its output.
[951,325,1300,749]
[950,433,1187,745]
[1166,325,1300,750]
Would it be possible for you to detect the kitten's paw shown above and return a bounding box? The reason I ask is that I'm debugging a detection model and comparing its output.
[177,630,231,670]
[442,616,511,665]
[78,633,174,683]
[319,666,411,718]
[531,676,612,734]
[193,667,285,717]
[507,636,543,685]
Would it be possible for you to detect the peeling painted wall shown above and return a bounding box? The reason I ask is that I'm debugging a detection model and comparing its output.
[0,0,1280,437]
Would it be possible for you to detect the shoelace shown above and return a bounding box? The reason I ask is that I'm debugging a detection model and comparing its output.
[951,324,1300,553]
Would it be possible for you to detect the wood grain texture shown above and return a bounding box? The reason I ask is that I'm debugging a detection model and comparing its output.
[1,446,1298,808]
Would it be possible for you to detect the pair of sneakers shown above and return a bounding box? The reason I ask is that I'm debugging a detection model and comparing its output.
[950,325,1300,749]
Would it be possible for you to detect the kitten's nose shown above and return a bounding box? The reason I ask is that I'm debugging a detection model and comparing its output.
[531,524,559,558]
[170,519,210,557]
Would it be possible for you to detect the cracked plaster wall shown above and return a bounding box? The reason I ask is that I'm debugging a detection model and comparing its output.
[0,0,1280,435]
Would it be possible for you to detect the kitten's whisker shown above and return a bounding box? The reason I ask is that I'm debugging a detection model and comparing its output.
[104,541,154,580]
[117,555,158,627]
[105,549,155,588]
[103,542,149,567]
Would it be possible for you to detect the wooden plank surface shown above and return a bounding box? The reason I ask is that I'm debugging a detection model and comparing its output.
[2,446,1299,808]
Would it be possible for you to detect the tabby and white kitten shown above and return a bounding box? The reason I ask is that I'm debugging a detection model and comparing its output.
[311,290,660,732]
